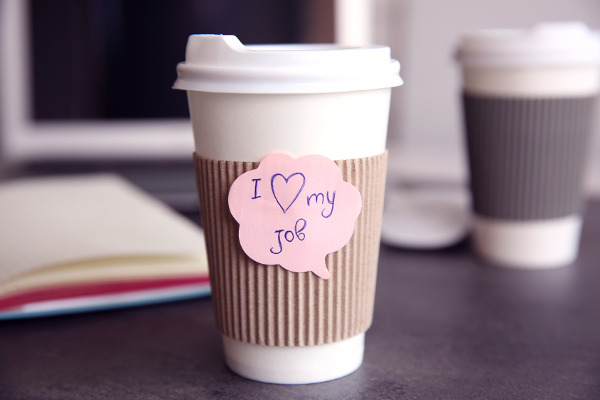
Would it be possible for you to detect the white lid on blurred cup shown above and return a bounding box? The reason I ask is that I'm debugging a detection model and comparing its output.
[173,35,403,94]
[456,22,600,67]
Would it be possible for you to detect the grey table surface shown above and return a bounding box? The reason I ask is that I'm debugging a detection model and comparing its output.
[2,202,600,399]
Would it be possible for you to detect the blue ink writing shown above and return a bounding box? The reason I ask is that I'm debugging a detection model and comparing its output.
[295,218,306,240]
[270,218,307,254]
[306,190,336,218]
[271,172,305,214]
[306,193,324,207]
[270,229,285,254]
[324,190,336,218]
[252,178,261,199]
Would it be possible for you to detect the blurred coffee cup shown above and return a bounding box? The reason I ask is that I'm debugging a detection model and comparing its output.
[456,23,600,268]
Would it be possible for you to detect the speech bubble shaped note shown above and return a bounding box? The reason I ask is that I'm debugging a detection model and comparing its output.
[228,153,362,279]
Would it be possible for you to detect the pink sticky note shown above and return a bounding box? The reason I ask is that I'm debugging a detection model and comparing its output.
[228,153,362,279]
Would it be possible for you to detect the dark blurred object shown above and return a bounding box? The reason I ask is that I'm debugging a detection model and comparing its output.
[30,0,328,120]
[2,0,334,210]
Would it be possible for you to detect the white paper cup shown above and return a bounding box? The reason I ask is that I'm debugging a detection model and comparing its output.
[456,23,600,268]
[174,35,402,384]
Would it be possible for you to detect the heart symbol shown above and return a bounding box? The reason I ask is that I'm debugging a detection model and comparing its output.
[271,172,306,214]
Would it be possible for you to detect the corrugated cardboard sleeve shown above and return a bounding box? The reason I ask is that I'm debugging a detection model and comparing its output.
[193,152,387,347]
[463,94,596,220]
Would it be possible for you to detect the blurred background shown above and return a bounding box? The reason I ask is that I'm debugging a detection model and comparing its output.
[373,0,600,196]
[1,0,599,211]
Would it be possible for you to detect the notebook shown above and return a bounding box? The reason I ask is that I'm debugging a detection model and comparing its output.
[0,174,210,319]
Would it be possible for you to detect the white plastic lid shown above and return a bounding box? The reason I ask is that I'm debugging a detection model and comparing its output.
[173,35,403,94]
[456,22,600,67]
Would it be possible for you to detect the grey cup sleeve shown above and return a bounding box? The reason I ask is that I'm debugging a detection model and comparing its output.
[463,94,597,220]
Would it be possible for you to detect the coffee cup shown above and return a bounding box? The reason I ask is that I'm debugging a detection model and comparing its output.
[174,35,402,383]
[456,23,600,268]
